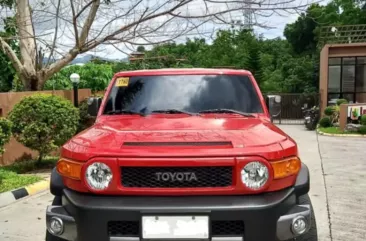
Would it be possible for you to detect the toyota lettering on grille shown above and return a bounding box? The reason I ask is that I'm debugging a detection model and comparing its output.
[155,172,198,182]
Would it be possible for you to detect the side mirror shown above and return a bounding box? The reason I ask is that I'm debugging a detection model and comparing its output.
[266,95,282,119]
[274,95,281,104]
[87,97,102,117]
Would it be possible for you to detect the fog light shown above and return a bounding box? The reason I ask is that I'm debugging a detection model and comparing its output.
[291,216,307,235]
[48,217,64,236]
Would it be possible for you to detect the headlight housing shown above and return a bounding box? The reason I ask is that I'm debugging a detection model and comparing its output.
[241,161,269,190]
[85,162,113,190]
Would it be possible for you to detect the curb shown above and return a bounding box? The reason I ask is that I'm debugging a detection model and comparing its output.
[0,178,50,208]
[317,129,366,137]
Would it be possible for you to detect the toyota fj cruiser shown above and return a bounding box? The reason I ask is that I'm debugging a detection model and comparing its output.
[46,68,317,241]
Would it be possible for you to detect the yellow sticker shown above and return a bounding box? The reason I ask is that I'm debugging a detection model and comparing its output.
[115,77,129,87]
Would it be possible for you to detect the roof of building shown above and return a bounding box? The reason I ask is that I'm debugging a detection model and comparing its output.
[129,51,145,55]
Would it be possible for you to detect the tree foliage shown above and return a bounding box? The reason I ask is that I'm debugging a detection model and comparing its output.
[44,63,114,93]
[142,29,317,93]
[0,118,12,155]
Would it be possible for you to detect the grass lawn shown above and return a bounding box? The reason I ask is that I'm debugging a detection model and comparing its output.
[318,126,362,135]
[0,169,43,193]
[0,156,58,193]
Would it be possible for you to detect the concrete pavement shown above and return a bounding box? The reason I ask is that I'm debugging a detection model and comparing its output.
[0,124,365,241]
[317,134,366,241]
[0,190,52,240]
[278,125,332,241]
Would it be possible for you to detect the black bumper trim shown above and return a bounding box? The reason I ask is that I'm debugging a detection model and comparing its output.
[63,187,295,212]
[50,167,65,197]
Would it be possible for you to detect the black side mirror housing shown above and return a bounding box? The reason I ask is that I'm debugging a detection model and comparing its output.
[87,97,102,117]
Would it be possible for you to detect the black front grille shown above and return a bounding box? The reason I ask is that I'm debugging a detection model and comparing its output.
[108,221,139,237]
[121,166,233,188]
[108,220,244,237]
[211,221,244,236]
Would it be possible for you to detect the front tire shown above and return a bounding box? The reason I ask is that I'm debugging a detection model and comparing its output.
[45,196,67,241]
[289,194,318,241]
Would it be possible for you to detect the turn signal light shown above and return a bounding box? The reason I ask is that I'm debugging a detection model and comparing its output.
[271,157,301,179]
[56,159,83,180]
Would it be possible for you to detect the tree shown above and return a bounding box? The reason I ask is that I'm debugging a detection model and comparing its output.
[0,17,18,92]
[136,46,145,52]
[284,4,321,55]
[0,0,312,90]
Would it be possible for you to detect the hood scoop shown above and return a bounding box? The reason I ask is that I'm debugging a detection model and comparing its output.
[122,141,233,148]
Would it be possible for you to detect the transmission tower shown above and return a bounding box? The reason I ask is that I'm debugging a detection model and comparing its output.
[243,3,253,30]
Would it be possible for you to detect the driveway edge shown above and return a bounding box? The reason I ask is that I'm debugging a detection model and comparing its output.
[317,129,366,137]
[0,178,49,208]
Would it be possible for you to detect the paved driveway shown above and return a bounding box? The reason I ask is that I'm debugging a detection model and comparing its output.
[0,125,365,241]
[316,132,366,241]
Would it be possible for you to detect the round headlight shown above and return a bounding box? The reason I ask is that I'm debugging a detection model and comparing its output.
[241,161,269,190]
[85,162,113,190]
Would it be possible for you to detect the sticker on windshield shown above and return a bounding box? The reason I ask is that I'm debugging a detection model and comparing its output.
[115,77,129,87]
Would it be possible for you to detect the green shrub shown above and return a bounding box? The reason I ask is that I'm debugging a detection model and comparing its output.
[0,118,12,154]
[361,114,366,126]
[2,156,58,174]
[336,99,348,106]
[358,125,366,135]
[324,106,335,116]
[8,94,80,163]
[319,116,332,128]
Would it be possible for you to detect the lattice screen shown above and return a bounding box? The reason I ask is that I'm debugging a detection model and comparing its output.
[318,24,366,47]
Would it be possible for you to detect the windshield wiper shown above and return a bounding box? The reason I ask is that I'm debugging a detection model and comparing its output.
[198,108,255,117]
[150,109,197,116]
[106,109,145,116]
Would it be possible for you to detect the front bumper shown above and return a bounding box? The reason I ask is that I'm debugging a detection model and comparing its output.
[46,164,312,241]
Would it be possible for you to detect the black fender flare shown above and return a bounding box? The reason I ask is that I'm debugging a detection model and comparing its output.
[50,167,65,197]
[294,163,310,198]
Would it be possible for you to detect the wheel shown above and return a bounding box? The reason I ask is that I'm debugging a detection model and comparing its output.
[289,194,318,241]
[45,196,68,241]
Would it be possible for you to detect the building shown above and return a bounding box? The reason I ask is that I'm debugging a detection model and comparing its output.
[128,51,145,62]
[318,24,366,113]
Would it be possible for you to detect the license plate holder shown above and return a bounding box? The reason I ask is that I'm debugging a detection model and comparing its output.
[142,215,209,240]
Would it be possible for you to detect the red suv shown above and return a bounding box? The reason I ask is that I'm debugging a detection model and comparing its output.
[46,68,317,241]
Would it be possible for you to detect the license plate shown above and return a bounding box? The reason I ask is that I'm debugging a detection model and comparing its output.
[142,216,209,239]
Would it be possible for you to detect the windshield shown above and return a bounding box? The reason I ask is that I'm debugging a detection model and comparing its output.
[103,74,264,115]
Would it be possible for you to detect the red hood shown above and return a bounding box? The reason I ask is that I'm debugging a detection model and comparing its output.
[63,115,294,160]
